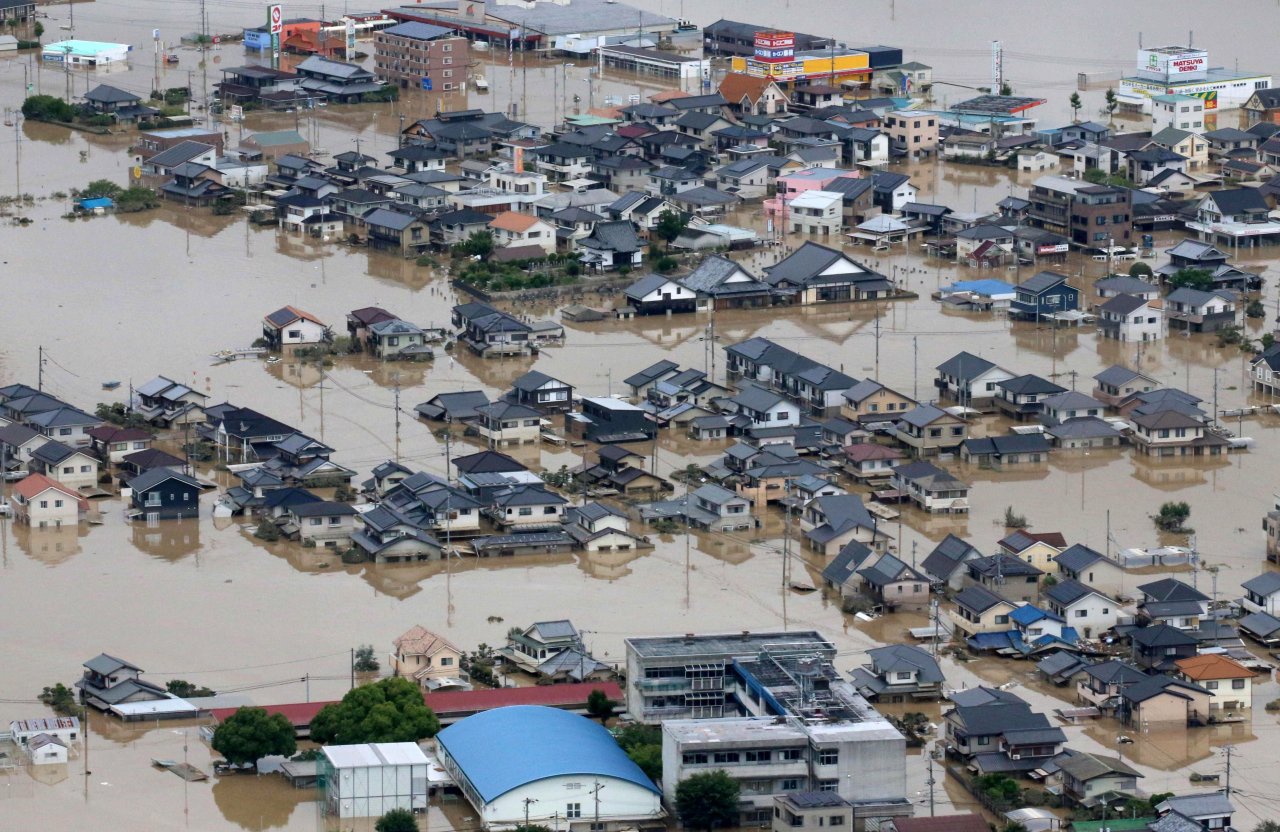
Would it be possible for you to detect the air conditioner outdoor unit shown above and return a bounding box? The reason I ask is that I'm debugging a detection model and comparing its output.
[1010,753,1021,760]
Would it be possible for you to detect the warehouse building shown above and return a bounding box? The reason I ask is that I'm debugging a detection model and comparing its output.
[436,705,664,830]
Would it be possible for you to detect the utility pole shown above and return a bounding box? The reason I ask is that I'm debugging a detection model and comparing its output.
[874,310,881,378]
[524,797,538,827]
[912,336,918,400]
[1223,745,1234,795]
[930,598,940,657]
[37,345,44,391]
[350,647,355,689]
[393,373,402,462]
[590,779,605,827]
[925,746,936,817]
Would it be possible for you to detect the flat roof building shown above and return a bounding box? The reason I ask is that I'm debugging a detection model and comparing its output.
[624,630,836,723]
[321,742,430,818]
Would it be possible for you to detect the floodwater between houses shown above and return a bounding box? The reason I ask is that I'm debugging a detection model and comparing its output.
[3,2,1280,830]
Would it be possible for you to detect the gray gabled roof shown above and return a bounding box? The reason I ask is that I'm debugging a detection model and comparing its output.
[1044,578,1105,607]
[821,541,874,587]
[936,351,996,380]
[866,644,944,682]
[1100,293,1149,316]
[1018,270,1070,294]
[921,534,980,580]
[1242,572,1280,597]
[1052,543,1107,572]
[1046,415,1118,440]
[954,584,1008,615]
[86,83,141,105]
[127,466,199,493]
[84,652,143,676]
[1093,364,1151,388]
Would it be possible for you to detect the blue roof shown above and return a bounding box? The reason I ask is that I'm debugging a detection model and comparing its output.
[437,706,660,802]
[79,197,114,209]
[946,279,1016,296]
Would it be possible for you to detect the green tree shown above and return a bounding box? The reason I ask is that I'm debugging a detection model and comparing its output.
[33,20,43,39]
[353,644,380,673]
[653,210,688,249]
[1128,261,1154,279]
[1252,822,1280,832]
[22,94,75,122]
[999,81,1012,96]
[375,807,419,832]
[653,255,678,273]
[167,679,216,698]
[1104,87,1118,119]
[975,773,1020,803]
[675,771,740,832]
[1069,92,1082,122]
[81,179,123,199]
[1083,167,1108,184]
[586,689,614,722]
[115,186,160,213]
[211,707,297,766]
[38,683,84,717]
[457,230,494,260]
[309,677,440,745]
[1246,299,1265,319]
[1154,501,1191,532]
[1262,332,1275,350]
[1167,267,1213,291]
[614,723,662,780]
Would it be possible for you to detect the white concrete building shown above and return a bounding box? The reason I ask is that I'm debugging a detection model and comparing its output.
[787,190,844,236]
[321,742,430,819]
[1098,294,1166,342]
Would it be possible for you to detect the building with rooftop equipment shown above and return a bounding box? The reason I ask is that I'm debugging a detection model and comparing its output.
[728,31,900,87]
[1118,46,1271,114]
[375,21,469,91]
[654,634,910,828]
[436,705,663,830]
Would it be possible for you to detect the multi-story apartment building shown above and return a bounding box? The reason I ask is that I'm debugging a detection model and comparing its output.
[374,21,468,91]
[1026,176,1132,248]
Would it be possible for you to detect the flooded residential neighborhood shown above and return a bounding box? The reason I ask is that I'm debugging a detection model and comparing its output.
[2,1,1280,831]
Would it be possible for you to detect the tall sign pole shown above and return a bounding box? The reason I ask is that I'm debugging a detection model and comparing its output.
[991,40,1003,93]
[269,4,283,70]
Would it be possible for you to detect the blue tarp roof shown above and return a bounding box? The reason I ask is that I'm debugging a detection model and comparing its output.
[437,705,660,803]
[945,279,1016,296]
[79,197,114,209]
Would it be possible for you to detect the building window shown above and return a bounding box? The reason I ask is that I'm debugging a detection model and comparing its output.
[713,751,740,764]
[818,749,838,765]
[816,779,838,792]
[566,803,582,819]
[779,778,801,791]
[683,753,709,765]
[1232,679,1246,689]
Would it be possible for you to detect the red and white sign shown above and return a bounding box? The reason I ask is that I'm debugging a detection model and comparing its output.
[1037,243,1069,255]
[269,5,284,34]
[1168,56,1205,75]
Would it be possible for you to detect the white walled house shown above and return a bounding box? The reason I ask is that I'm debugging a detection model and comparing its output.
[1044,580,1116,637]
[262,306,331,348]
[1098,294,1167,342]
[11,473,86,527]
[27,734,69,765]
[437,706,663,830]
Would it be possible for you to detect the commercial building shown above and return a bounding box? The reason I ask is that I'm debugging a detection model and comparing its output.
[320,742,431,818]
[704,20,831,58]
[384,0,676,48]
[654,635,909,827]
[728,31,900,87]
[375,21,469,91]
[1026,175,1132,248]
[436,706,663,830]
[1117,46,1271,114]
[42,40,131,66]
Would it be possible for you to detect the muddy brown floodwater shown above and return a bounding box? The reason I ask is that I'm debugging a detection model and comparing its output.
[4,2,1280,829]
